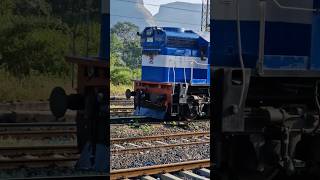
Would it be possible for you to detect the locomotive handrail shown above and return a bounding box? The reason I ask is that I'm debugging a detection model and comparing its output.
[168,58,209,86]
[190,60,208,84]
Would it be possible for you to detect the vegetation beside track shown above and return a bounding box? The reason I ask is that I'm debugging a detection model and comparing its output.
[0,71,133,101]
[0,1,142,102]
[0,70,75,102]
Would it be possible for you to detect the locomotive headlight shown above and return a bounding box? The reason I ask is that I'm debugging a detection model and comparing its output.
[146,37,153,43]
[146,28,153,36]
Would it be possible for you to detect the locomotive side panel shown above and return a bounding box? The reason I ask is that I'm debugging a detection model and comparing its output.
[211,0,320,179]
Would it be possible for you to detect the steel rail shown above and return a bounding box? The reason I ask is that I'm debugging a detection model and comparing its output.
[0,131,208,140]
[0,131,209,155]
[9,175,108,180]
[0,145,78,156]
[111,131,209,143]
[110,159,210,179]
[8,160,209,179]
[0,141,209,156]
[0,122,76,128]
[0,155,79,169]
[111,141,210,154]
[0,116,148,127]
[0,129,76,137]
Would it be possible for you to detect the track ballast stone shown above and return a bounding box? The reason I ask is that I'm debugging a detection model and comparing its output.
[111,121,210,138]
[111,144,210,170]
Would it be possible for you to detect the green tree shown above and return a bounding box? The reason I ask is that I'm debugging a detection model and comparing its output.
[0,0,14,16]
[48,0,100,56]
[0,0,101,78]
[111,22,142,69]
[13,0,51,17]
[0,16,70,77]
[110,34,125,67]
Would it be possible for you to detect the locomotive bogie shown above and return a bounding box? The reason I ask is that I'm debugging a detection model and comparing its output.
[128,80,210,120]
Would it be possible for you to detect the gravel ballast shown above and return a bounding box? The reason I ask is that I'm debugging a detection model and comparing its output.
[111,144,210,170]
[110,121,210,170]
[111,121,210,138]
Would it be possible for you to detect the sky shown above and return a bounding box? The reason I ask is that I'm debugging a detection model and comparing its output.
[143,0,202,15]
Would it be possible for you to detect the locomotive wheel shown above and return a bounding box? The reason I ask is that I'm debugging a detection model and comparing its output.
[181,105,198,121]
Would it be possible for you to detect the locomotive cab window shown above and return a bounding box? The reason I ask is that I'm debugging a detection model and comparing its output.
[167,37,197,48]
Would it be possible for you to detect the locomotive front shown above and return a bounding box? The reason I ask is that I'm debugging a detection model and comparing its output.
[126,27,210,120]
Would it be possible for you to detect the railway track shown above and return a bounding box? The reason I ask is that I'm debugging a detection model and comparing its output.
[111,159,210,180]
[0,131,209,169]
[0,119,208,139]
[111,131,210,154]
[0,99,133,111]
[0,99,134,122]
[110,107,134,116]
[110,99,133,106]
[0,116,145,130]
[0,107,134,123]
[8,160,210,180]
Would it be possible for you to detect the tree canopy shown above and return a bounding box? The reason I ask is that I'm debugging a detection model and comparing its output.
[0,0,142,85]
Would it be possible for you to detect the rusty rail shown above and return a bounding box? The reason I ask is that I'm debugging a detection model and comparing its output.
[111,141,209,154]
[110,159,210,179]
[0,145,78,156]
[111,131,209,143]
[0,155,79,169]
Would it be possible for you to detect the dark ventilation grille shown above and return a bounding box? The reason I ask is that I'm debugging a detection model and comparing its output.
[167,37,197,48]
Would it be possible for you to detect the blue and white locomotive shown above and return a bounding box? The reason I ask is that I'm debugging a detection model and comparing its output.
[126,27,210,120]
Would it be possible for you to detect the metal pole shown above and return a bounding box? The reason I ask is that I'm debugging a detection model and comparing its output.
[257,0,266,75]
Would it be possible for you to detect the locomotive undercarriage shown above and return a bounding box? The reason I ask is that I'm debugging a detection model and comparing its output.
[213,68,320,180]
[127,81,210,120]
[171,83,210,120]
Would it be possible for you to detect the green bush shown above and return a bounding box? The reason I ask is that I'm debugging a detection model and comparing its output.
[0,16,71,77]
[110,67,133,85]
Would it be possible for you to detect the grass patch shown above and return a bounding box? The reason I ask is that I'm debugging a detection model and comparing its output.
[139,124,154,133]
[0,69,135,101]
[0,70,75,102]
[110,83,133,97]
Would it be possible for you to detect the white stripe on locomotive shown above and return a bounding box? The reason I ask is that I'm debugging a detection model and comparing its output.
[141,55,209,69]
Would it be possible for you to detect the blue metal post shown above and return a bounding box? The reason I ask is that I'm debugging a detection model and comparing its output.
[311,1,320,69]
[99,0,109,60]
